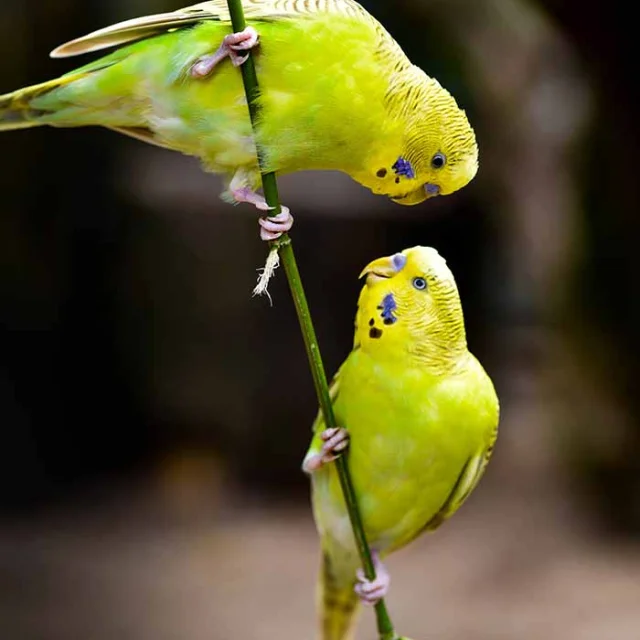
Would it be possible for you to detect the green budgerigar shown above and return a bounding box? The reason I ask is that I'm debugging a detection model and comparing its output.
[303,246,499,640]
[0,0,478,240]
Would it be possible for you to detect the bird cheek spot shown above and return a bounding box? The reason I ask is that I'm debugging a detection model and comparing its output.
[369,327,383,339]
[376,168,387,178]
[378,293,398,324]
[392,157,415,179]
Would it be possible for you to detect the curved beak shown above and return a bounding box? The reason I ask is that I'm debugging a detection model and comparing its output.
[390,183,440,206]
[359,252,407,283]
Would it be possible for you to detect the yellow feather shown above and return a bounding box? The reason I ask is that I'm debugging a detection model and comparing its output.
[306,247,499,640]
[2,1,479,208]
[50,0,375,58]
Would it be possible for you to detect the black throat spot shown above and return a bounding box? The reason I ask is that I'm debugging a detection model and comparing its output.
[369,327,383,339]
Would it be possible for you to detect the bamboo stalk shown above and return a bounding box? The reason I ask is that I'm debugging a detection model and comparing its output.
[225,1,397,638]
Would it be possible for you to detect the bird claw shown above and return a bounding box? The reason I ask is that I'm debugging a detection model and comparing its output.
[190,27,259,77]
[302,428,350,472]
[230,53,250,67]
[258,210,293,241]
[354,552,390,606]
[225,26,259,51]
[231,186,294,241]
[319,427,350,462]
[227,27,259,66]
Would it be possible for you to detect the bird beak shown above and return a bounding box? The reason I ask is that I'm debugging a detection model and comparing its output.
[359,252,407,283]
[390,183,440,206]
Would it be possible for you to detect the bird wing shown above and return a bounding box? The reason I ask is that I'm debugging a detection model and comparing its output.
[421,450,491,533]
[50,0,368,58]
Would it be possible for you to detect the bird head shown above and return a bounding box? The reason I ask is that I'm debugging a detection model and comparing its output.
[355,246,467,368]
[358,73,478,206]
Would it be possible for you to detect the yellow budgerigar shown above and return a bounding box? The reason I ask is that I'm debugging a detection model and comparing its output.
[0,1,478,241]
[303,246,499,640]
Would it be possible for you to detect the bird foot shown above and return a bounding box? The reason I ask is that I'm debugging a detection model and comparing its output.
[232,186,293,241]
[258,210,293,241]
[302,428,350,473]
[191,26,259,77]
[355,552,390,605]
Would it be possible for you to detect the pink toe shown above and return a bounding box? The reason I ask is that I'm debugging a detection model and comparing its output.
[224,27,259,47]
[230,53,249,67]
[322,434,347,454]
[258,219,284,233]
[259,228,282,242]
[362,594,383,605]
[258,211,293,233]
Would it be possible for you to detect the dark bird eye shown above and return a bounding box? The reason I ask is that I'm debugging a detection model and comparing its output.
[431,152,446,169]
[412,277,427,291]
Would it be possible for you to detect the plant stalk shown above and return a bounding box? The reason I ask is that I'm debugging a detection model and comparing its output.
[225,1,396,638]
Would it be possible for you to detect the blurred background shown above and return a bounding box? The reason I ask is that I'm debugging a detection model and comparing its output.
[1,0,639,638]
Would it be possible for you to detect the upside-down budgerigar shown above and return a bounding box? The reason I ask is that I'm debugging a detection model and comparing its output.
[303,246,499,640]
[0,0,479,240]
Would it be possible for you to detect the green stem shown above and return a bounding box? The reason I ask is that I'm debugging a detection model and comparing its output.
[227,0,280,215]
[225,1,396,638]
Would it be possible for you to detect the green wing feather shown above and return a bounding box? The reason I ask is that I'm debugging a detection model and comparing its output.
[50,0,372,58]
[421,452,490,532]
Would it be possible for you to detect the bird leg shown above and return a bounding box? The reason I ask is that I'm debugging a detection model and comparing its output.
[231,185,294,241]
[191,27,260,77]
[302,428,350,473]
[354,551,390,605]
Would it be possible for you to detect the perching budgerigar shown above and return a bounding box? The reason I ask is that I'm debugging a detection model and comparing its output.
[303,246,499,640]
[0,0,479,240]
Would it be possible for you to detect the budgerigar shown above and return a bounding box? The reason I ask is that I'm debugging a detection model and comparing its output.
[303,246,499,640]
[0,1,479,241]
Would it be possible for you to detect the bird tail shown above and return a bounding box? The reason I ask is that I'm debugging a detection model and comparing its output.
[318,551,360,640]
[0,73,84,131]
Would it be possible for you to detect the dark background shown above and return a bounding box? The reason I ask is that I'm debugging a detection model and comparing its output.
[1,1,639,638]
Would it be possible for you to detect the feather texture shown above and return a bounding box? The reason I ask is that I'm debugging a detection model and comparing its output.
[0,0,478,205]
[49,0,377,58]
[306,246,499,639]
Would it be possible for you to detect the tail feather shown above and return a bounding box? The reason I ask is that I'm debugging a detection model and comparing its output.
[318,552,360,640]
[0,74,84,131]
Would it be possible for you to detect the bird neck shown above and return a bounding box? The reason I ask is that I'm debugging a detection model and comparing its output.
[355,306,468,376]
[384,65,432,119]
[407,314,468,376]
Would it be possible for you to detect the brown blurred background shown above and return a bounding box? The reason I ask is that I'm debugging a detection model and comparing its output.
[1,1,639,638]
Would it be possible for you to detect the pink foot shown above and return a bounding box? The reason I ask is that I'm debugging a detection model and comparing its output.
[355,552,390,606]
[302,428,350,473]
[232,186,293,241]
[191,26,259,77]
[258,211,293,241]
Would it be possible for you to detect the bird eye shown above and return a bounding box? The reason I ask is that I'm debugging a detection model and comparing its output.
[412,277,427,291]
[431,152,446,169]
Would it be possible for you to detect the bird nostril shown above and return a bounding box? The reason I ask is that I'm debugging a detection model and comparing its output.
[392,253,407,271]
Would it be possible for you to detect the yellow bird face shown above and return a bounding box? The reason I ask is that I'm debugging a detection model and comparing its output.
[355,246,466,363]
[388,142,478,205]
[361,76,479,206]
[358,135,478,206]
[355,143,478,206]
